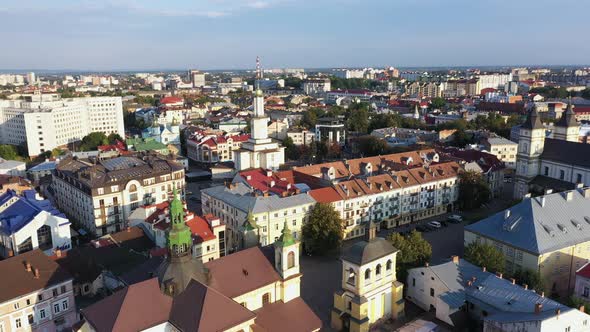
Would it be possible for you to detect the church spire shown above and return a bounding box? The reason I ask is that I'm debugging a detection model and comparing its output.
[522,105,543,130]
[556,96,578,128]
[276,221,296,247]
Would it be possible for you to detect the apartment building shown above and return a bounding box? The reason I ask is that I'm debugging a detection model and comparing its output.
[0,95,124,156]
[315,117,346,144]
[465,187,590,298]
[0,190,72,258]
[483,136,518,169]
[302,77,331,97]
[201,168,315,251]
[0,250,77,332]
[128,201,226,263]
[443,79,480,97]
[186,130,250,164]
[405,81,444,98]
[287,128,315,146]
[303,152,461,239]
[52,153,185,237]
[478,73,513,91]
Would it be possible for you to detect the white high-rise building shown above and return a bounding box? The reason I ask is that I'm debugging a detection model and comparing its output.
[0,95,124,156]
[26,72,36,84]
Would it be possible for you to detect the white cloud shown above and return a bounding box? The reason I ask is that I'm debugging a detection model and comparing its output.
[248,1,271,9]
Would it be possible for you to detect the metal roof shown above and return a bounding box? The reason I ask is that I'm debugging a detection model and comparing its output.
[465,188,590,254]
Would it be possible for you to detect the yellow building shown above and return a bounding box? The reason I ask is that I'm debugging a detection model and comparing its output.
[465,187,590,299]
[331,223,404,332]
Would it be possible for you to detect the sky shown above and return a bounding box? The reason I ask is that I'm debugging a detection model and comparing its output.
[1,0,589,71]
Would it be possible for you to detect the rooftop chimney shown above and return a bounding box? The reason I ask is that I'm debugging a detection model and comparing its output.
[580,305,585,313]
[565,191,574,201]
[545,189,553,195]
[535,303,543,314]
[25,261,32,272]
[451,255,459,264]
[523,284,528,290]
[510,278,516,285]
[482,266,486,272]
[524,193,532,199]
[496,272,503,279]
[577,182,584,189]
[556,308,561,318]
[425,262,429,267]
[540,291,545,297]
[583,188,590,199]
[504,209,511,220]
[33,268,40,279]
[55,249,62,258]
[365,222,377,242]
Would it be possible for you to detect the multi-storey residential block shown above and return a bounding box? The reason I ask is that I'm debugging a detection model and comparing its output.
[465,187,590,298]
[443,79,480,97]
[287,128,315,146]
[483,136,518,169]
[0,95,124,156]
[407,257,590,331]
[128,200,226,263]
[302,77,331,97]
[0,250,77,332]
[299,149,461,239]
[186,130,250,164]
[0,190,72,258]
[405,81,444,98]
[478,72,513,91]
[201,168,315,251]
[52,153,185,236]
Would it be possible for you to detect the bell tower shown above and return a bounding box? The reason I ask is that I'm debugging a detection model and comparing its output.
[514,107,545,199]
[274,221,300,302]
[167,186,192,257]
[554,98,579,142]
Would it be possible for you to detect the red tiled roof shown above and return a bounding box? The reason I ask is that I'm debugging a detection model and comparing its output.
[309,187,342,203]
[187,215,216,244]
[239,168,297,196]
[160,96,184,105]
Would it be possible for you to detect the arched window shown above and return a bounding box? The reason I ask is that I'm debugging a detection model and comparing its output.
[376,264,382,276]
[365,268,371,280]
[287,251,295,269]
[347,268,356,286]
[129,184,137,192]
[386,259,393,271]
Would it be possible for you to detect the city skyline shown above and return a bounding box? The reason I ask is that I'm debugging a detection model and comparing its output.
[1,0,589,71]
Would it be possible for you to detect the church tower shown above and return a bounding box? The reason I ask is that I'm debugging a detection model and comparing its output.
[274,221,300,302]
[167,186,192,256]
[513,107,545,199]
[553,98,579,142]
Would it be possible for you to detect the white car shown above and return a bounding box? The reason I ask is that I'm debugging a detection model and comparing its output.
[427,221,442,228]
[448,214,463,223]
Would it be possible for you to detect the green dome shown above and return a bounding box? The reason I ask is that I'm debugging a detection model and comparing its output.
[277,221,296,247]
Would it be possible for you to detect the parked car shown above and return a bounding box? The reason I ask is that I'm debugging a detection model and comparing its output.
[448,214,463,223]
[427,221,442,229]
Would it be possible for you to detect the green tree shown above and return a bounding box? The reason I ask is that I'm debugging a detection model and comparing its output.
[282,137,300,160]
[355,136,390,157]
[458,171,491,210]
[464,242,504,273]
[513,269,544,293]
[430,97,446,110]
[80,132,109,151]
[347,104,369,134]
[388,230,432,280]
[302,203,344,255]
[51,148,65,158]
[368,113,401,132]
[0,144,20,160]
[107,133,123,144]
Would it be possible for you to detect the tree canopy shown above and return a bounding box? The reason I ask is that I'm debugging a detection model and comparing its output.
[302,203,344,255]
[388,230,432,281]
[79,132,109,151]
[513,269,544,293]
[0,144,21,160]
[464,242,504,274]
[458,171,491,210]
[355,136,390,157]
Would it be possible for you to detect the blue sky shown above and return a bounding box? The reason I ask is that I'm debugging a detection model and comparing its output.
[1,0,589,70]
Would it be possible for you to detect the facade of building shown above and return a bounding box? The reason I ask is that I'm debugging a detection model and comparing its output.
[188,69,206,88]
[298,150,461,239]
[287,129,315,146]
[483,136,518,169]
[0,190,72,259]
[78,192,321,332]
[52,153,185,236]
[0,95,125,156]
[0,249,77,332]
[406,257,590,331]
[514,104,590,199]
[128,200,226,263]
[186,131,250,164]
[405,81,444,98]
[233,89,285,171]
[140,119,181,148]
[302,77,331,97]
[574,263,590,303]
[465,187,590,298]
[267,119,289,140]
[201,168,315,251]
[331,225,404,332]
[478,73,513,91]
[315,117,346,145]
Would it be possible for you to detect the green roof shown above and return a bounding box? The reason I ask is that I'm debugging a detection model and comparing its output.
[126,137,168,153]
[276,221,296,247]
